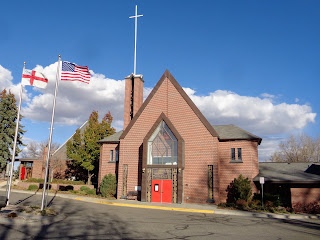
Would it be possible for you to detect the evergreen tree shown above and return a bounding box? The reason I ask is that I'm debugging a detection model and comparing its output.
[0,89,25,170]
[67,110,115,185]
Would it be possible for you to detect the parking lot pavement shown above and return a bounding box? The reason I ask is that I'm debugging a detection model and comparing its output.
[0,191,320,240]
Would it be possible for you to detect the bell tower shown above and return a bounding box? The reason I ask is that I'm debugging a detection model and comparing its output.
[123,74,144,129]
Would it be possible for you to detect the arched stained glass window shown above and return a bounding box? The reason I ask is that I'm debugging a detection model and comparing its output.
[147,121,178,165]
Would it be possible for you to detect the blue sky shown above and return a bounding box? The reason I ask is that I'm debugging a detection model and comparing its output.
[0,1,319,161]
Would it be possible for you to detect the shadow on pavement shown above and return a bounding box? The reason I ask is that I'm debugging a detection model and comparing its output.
[0,192,155,240]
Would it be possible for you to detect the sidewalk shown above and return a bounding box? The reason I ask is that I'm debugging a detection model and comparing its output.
[1,188,319,223]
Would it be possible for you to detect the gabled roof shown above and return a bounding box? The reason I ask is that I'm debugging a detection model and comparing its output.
[52,120,89,159]
[213,124,262,144]
[98,130,123,143]
[254,162,320,183]
[120,70,219,139]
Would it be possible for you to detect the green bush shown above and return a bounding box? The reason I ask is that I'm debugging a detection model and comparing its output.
[28,184,39,191]
[80,186,90,191]
[52,179,85,185]
[80,186,96,195]
[227,174,252,203]
[25,178,44,183]
[236,199,249,210]
[24,178,85,185]
[100,174,117,198]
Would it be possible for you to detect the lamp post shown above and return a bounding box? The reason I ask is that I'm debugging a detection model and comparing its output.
[260,177,265,208]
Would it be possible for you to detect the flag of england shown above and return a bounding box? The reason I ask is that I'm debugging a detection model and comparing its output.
[21,69,48,89]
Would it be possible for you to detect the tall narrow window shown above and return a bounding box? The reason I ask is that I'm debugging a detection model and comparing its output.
[147,121,178,165]
[115,149,119,162]
[231,148,235,161]
[110,150,114,162]
[238,148,242,161]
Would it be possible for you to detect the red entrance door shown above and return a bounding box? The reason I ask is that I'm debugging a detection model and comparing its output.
[152,180,172,203]
[21,167,25,180]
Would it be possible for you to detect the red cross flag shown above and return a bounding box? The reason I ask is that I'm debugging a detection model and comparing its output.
[21,69,48,89]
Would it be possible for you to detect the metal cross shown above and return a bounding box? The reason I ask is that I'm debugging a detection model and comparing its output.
[129,5,143,76]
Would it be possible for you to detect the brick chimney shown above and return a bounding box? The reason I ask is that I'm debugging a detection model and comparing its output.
[123,74,144,129]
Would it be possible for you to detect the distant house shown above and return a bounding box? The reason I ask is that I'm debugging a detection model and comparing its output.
[18,157,45,180]
[18,121,89,181]
[98,70,262,204]
[254,162,320,207]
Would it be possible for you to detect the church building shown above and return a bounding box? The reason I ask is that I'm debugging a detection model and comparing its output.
[98,70,262,204]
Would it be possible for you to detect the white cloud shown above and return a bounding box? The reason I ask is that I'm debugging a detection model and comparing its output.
[258,137,284,161]
[22,62,125,129]
[1,63,317,150]
[261,93,276,99]
[187,89,316,136]
[0,65,30,102]
[295,98,299,103]
[0,65,13,87]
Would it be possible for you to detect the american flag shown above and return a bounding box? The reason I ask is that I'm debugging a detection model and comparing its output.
[61,61,91,84]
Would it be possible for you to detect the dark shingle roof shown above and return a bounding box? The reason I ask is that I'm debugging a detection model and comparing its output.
[100,125,261,144]
[254,162,320,183]
[212,124,262,144]
[99,130,123,143]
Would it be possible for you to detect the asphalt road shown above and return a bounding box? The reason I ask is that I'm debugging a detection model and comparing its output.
[0,192,319,240]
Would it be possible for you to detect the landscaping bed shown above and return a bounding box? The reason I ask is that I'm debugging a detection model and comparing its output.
[18,181,94,191]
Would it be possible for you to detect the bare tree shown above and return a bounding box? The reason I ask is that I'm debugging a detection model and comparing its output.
[23,140,60,159]
[271,134,320,162]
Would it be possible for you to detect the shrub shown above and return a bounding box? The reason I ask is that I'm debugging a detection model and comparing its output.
[265,200,274,208]
[293,202,320,214]
[52,179,85,185]
[80,186,90,191]
[236,199,249,210]
[80,186,96,195]
[25,178,44,183]
[86,188,96,195]
[100,174,117,198]
[227,174,252,203]
[28,184,39,191]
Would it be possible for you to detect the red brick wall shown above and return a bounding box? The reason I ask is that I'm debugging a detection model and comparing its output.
[98,143,119,186]
[291,188,320,205]
[117,77,219,203]
[218,141,259,202]
[32,160,45,179]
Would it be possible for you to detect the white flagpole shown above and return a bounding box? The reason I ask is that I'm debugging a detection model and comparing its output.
[129,5,143,76]
[41,55,61,211]
[6,62,25,206]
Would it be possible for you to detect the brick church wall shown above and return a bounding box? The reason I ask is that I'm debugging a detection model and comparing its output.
[218,141,259,202]
[118,77,220,203]
[291,188,320,206]
[98,143,119,186]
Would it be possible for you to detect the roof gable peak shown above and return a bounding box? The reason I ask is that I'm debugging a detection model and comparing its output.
[120,70,218,139]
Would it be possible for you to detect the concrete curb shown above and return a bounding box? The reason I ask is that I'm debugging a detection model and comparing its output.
[75,197,215,214]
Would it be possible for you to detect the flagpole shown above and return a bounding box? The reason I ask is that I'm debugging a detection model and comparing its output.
[41,55,61,211]
[6,62,25,206]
